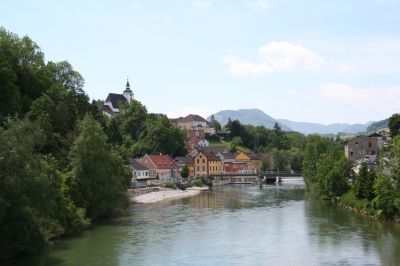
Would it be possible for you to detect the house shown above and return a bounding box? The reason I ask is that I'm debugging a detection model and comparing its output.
[138,154,180,183]
[235,151,251,162]
[170,114,216,150]
[173,156,193,177]
[378,130,390,139]
[186,130,209,150]
[173,114,216,135]
[192,151,223,177]
[344,136,379,164]
[101,80,134,117]
[223,161,248,173]
[234,152,261,173]
[188,146,227,158]
[129,160,156,187]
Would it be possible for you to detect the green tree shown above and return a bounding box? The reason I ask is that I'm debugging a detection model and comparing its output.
[389,113,400,138]
[132,116,187,158]
[67,115,130,220]
[181,165,190,178]
[355,163,376,201]
[0,119,86,258]
[209,115,221,130]
[302,135,329,192]
[315,151,351,200]
[272,149,289,171]
[0,27,50,117]
[373,174,398,219]
[288,148,304,172]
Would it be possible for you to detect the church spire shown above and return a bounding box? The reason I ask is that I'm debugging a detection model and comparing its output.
[123,77,134,103]
[125,77,131,92]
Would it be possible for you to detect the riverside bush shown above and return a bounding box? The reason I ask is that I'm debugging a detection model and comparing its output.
[165,181,177,189]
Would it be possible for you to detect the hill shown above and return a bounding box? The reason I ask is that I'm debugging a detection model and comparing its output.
[210,108,376,135]
[210,109,291,131]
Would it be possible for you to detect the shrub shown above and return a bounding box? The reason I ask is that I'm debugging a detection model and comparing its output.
[165,181,177,189]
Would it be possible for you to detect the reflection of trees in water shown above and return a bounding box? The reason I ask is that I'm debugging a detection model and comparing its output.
[304,198,400,265]
[186,185,306,211]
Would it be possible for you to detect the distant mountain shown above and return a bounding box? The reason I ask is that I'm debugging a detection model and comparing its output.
[366,119,389,132]
[277,119,371,135]
[210,108,376,135]
[210,109,291,131]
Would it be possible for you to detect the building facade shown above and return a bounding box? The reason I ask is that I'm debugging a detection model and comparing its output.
[344,136,379,164]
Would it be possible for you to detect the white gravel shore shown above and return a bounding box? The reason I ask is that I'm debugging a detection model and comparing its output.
[133,186,209,204]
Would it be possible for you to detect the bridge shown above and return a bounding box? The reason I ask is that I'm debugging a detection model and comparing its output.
[208,171,302,186]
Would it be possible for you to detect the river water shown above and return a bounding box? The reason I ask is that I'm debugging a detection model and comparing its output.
[8,178,400,266]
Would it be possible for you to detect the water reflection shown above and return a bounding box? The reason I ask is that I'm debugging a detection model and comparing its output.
[7,181,400,266]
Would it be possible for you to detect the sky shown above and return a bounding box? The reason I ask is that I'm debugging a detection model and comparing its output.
[1,0,400,124]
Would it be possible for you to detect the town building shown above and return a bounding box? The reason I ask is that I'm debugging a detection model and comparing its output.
[137,154,180,183]
[101,80,134,117]
[170,114,216,150]
[344,136,379,164]
[129,160,156,187]
[235,152,261,172]
[186,130,209,150]
[173,114,216,135]
[192,151,223,177]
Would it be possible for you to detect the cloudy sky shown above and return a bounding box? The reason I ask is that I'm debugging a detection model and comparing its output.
[1,0,400,124]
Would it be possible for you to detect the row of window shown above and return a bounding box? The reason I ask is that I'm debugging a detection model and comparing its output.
[195,166,221,172]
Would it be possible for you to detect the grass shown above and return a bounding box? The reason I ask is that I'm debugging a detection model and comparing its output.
[339,189,376,216]
[209,140,251,153]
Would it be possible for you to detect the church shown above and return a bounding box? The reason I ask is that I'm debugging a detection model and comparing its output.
[101,80,134,117]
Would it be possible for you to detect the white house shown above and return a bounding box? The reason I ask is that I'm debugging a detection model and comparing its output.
[129,160,157,187]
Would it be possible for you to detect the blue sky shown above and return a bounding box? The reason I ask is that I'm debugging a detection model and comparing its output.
[1,0,400,124]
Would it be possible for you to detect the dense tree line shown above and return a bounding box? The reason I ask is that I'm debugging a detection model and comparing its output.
[302,130,400,220]
[302,135,352,199]
[224,119,305,171]
[0,27,186,259]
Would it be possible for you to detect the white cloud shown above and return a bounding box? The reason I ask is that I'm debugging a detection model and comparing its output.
[166,106,215,119]
[319,83,400,112]
[224,42,351,76]
[192,0,212,8]
[244,0,273,12]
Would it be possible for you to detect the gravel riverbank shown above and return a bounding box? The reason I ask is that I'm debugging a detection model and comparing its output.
[133,187,209,204]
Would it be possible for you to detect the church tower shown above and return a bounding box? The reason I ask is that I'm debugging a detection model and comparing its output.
[123,79,134,103]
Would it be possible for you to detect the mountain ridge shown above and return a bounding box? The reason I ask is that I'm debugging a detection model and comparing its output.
[209,108,379,135]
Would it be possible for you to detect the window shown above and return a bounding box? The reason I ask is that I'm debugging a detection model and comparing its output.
[368,142,372,148]
[203,159,205,163]
[197,166,200,171]
[350,152,354,156]
[203,166,206,171]
[197,159,199,163]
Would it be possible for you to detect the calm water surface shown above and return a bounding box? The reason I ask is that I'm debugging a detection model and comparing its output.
[8,179,400,266]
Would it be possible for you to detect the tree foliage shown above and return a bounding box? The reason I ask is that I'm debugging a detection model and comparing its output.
[354,163,376,201]
[181,165,190,178]
[67,115,130,220]
[389,113,400,138]
[0,119,88,259]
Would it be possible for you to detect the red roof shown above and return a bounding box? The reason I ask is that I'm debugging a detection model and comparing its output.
[148,155,177,169]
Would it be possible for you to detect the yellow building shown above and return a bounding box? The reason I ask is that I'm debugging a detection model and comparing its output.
[235,152,261,172]
[193,151,223,177]
[235,151,251,162]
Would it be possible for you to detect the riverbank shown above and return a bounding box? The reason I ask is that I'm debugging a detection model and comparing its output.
[133,187,209,204]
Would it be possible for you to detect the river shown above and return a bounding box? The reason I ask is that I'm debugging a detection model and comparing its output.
[7,178,400,266]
